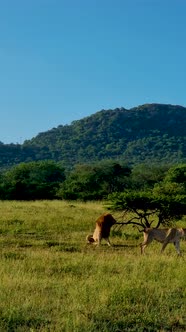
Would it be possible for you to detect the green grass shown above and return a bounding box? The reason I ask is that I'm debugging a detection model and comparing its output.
[0,200,185,331]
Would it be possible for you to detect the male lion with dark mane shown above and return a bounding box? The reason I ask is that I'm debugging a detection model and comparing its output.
[86,213,117,246]
[140,227,186,255]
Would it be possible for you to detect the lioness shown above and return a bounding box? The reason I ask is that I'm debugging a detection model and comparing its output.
[140,227,186,255]
[86,213,117,246]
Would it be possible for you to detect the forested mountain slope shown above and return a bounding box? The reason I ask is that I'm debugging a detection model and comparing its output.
[1,103,186,169]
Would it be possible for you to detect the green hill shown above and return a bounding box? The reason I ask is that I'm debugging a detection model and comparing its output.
[1,103,186,169]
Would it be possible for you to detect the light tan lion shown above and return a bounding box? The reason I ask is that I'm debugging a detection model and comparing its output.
[140,227,186,255]
[86,213,117,246]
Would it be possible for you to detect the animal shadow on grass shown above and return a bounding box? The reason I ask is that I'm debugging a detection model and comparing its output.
[111,243,138,251]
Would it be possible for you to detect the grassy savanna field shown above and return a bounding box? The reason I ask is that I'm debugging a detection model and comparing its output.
[0,200,185,332]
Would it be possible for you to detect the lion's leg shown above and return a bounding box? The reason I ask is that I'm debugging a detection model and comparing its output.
[97,233,102,246]
[140,235,153,254]
[140,243,146,254]
[161,229,176,253]
[174,241,181,255]
[161,241,168,253]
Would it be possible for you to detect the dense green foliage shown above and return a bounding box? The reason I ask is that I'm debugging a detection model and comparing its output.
[0,161,65,200]
[108,164,186,228]
[0,160,169,200]
[0,142,51,170]
[0,103,186,169]
[57,161,131,201]
[0,160,132,201]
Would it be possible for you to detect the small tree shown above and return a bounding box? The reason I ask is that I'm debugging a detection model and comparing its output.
[108,183,186,229]
[108,191,156,228]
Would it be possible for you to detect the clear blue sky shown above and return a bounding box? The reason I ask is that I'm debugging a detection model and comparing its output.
[0,0,186,144]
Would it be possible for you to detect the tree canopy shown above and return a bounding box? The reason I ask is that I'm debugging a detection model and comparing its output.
[108,164,186,229]
[57,161,131,201]
[0,161,65,200]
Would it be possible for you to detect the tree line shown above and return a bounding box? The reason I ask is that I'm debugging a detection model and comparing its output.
[0,160,185,229]
[0,160,130,200]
